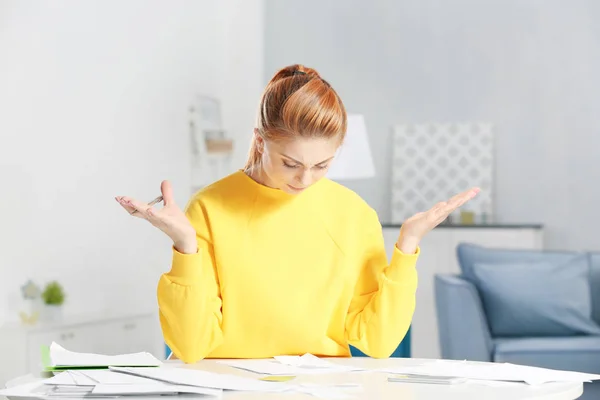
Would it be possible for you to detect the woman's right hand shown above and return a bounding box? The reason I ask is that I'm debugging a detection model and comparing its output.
[116,181,198,254]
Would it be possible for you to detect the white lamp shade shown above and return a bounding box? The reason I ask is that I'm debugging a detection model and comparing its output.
[326,114,376,180]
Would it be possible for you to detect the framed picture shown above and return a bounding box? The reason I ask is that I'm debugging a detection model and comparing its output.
[390,122,494,224]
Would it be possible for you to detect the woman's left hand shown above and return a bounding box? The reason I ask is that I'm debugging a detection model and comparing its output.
[396,187,480,254]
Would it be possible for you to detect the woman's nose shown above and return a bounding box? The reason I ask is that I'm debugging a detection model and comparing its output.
[297,169,312,186]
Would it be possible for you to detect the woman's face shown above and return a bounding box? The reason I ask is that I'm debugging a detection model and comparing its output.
[258,134,340,195]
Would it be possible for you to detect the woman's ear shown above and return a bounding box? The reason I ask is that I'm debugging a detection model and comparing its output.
[254,129,264,154]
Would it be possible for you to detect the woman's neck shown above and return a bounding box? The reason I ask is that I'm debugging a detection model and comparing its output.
[244,165,269,188]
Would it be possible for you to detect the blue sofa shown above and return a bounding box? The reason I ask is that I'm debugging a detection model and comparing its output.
[435,243,600,399]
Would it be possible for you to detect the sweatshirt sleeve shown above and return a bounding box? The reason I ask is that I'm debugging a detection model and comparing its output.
[344,208,419,358]
[156,197,223,363]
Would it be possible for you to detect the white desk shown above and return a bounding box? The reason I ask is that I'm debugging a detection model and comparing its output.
[3,357,582,400]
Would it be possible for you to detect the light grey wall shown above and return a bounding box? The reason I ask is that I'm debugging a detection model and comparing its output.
[0,0,264,324]
[265,0,600,251]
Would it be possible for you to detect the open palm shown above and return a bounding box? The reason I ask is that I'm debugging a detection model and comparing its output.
[400,187,480,241]
[115,181,196,249]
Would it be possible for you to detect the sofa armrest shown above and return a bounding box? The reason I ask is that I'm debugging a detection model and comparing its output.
[434,274,493,361]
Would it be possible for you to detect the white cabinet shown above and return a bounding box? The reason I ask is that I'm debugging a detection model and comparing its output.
[382,224,543,360]
[0,312,164,387]
[100,317,158,356]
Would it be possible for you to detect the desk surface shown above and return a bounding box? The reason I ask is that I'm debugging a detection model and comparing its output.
[3,357,584,400]
[182,357,583,400]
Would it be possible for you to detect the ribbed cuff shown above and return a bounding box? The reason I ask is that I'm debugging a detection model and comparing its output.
[385,246,420,282]
[167,246,204,282]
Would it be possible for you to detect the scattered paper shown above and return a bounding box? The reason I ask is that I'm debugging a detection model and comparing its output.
[388,373,466,385]
[91,382,222,396]
[274,353,342,368]
[219,354,363,375]
[219,359,355,376]
[294,383,361,400]
[49,342,161,368]
[79,368,162,385]
[378,359,600,385]
[109,366,289,392]
[465,379,527,387]
[8,345,596,400]
[4,348,364,399]
[108,366,360,398]
[43,369,159,386]
[42,371,96,386]
[0,381,46,399]
[43,384,94,397]
[42,372,77,386]
[0,381,96,399]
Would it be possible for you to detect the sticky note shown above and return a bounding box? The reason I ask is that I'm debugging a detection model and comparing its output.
[259,375,296,382]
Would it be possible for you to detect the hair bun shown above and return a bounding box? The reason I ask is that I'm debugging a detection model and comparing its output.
[293,65,320,78]
[269,64,321,83]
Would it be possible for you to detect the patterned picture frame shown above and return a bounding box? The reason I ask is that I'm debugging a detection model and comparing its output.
[390,122,494,224]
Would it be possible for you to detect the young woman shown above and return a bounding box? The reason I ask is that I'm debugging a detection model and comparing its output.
[116,64,479,363]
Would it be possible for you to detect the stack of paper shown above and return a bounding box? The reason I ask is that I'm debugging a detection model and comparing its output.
[43,342,162,371]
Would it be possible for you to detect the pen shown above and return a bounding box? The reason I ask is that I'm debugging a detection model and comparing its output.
[130,195,164,215]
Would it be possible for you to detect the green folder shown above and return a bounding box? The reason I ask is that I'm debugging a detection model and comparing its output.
[40,345,160,372]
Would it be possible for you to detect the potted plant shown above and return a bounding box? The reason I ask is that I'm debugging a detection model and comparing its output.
[40,281,66,322]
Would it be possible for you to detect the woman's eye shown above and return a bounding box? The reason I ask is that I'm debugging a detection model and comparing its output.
[283,161,327,169]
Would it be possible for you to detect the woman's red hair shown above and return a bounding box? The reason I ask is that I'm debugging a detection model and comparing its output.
[244,64,347,170]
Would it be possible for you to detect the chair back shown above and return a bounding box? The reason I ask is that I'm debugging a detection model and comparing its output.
[589,253,600,325]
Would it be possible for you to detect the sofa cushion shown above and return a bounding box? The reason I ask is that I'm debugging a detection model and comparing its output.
[494,336,600,374]
[470,259,600,337]
[456,243,600,337]
[589,254,600,325]
[457,243,581,282]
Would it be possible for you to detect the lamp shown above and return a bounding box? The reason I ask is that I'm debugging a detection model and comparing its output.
[326,114,376,180]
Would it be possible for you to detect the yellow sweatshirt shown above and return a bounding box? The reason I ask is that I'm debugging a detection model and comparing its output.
[157,170,419,363]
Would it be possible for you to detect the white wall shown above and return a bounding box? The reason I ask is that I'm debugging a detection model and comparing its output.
[0,0,264,325]
[265,0,600,251]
